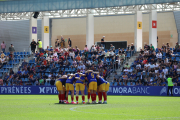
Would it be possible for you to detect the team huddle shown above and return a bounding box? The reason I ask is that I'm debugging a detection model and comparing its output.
[55,70,110,104]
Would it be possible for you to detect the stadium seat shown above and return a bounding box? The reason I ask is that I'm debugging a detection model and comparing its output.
[114,82,117,86]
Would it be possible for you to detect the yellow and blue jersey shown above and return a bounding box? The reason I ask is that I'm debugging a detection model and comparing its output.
[58,78,66,85]
[86,72,97,83]
[75,73,85,84]
[97,76,106,86]
[66,76,75,84]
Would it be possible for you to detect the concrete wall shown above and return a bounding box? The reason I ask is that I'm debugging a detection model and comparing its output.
[51,12,178,50]
[0,20,30,52]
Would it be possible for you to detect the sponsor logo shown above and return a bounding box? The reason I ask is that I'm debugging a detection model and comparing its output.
[39,87,58,94]
[160,87,167,95]
[109,87,150,94]
[1,86,31,94]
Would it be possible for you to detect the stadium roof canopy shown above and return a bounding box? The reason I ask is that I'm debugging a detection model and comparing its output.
[0,0,180,20]
[0,0,180,13]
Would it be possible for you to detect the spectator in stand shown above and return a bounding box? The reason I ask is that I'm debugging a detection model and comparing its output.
[0,60,3,69]
[1,41,6,53]
[49,46,53,52]
[131,43,135,51]
[0,51,5,58]
[130,71,136,82]
[177,46,180,52]
[136,62,142,72]
[35,51,39,57]
[63,50,68,58]
[91,45,97,55]
[123,63,130,70]
[68,38,72,47]
[50,63,56,73]
[174,42,179,52]
[76,54,81,61]
[69,50,75,59]
[96,45,100,52]
[109,50,114,58]
[50,77,55,85]
[55,39,60,47]
[119,53,125,65]
[105,50,110,58]
[99,49,105,59]
[84,50,88,58]
[84,45,88,51]
[9,44,15,58]
[37,39,42,52]
[9,68,14,75]
[139,72,145,84]
[150,44,155,51]
[99,44,104,51]
[21,60,27,69]
[85,59,91,68]
[166,43,170,49]
[30,39,37,54]
[127,45,131,51]
[0,57,8,65]
[114,72,120,82]
[52,51,57,58]
[23,68,29,78]
[64,59,70,67]
[110,44,115,52]
[74,46,80,56]
[71,59,77,68]
[144,43,150,50]
[60,36,65,47]
[156,51,162,61]
[40,63,46,73]
[101,36,105,48]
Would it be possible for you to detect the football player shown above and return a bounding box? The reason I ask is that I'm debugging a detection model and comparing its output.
[65,74,76,104]
[82,70,98,103]
[96,74,107,104]
[55,75,67,104]
[75,72,86,104]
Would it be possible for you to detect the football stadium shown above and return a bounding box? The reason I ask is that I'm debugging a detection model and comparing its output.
[0,0,180,119]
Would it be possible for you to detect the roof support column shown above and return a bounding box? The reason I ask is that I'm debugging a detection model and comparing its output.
[41,16,49,49]
[134,11,143,51]
[149,10,157,49]
[86,10,94,50]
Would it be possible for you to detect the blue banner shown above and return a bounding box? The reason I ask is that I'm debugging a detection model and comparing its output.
[107,86,180,96]
[0,86,180,96]
[0,86,87,95]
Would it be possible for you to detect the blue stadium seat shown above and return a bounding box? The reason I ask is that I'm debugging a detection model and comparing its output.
[22,78,25,81]
[114,82,117,86]
[65,68,69,72]
[17,52,20,56]
[27,52,30,56]
[126,53,131,58]
[110,82,113,86]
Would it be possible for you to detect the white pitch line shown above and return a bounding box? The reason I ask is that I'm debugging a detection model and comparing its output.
[69,105,180,119]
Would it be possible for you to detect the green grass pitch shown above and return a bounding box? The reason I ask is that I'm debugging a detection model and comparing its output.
[0,95,180,120]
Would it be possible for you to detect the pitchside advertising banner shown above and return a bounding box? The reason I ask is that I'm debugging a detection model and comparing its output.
[0,86,180,96]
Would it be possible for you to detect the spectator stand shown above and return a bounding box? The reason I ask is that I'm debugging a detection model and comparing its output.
[110,45,180,87]
[1,44,136,86]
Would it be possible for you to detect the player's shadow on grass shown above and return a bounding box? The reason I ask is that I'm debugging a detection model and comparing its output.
[54,103,97,105]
